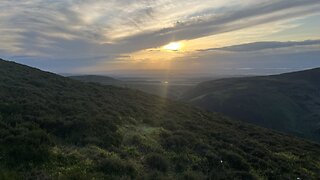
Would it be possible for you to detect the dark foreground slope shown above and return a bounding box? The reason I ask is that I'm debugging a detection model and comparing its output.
[182,68,320,142]
[0,59,319,179]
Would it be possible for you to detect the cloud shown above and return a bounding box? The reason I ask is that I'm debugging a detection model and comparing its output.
[167,46,320,76]
[0,0,320,72]
[198,39,320,52]
[116,0,320,52]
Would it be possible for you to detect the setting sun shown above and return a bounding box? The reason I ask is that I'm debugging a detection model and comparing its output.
[163,42,182,51]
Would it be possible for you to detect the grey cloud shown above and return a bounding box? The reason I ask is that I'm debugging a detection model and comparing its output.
[117,0,320,52]
[4,0,320,55]
[198,40,320,52]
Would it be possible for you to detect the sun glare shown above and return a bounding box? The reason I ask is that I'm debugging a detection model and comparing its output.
[163,42,182,51]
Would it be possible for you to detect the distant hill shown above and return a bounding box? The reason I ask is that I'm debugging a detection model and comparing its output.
[182,68,320,142]
[70,75,193,99]
[69,75,121,84]
[0,58,319,179]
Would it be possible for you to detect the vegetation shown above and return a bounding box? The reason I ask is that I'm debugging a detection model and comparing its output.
[182,68,320,142]
[0,59,320,179]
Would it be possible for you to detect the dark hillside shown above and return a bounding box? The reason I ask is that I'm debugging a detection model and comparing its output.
[0,59,319,179]
[182,68,320,142]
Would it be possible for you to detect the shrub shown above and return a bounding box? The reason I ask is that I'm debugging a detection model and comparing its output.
[172,154,190,173]
[143,171,169,180]
[145,153,170,172]
[162,135,189,151]
[181,171,205,180]
[230,171,257,180]
[2,129,51,166]
[96,157,137,178]
[221,151,250,171]
[0,169,20,180]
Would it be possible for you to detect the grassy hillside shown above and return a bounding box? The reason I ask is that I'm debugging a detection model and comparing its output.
[0,59,319,179]
[182,68,320,142]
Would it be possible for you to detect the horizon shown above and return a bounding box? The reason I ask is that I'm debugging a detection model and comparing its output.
[2,57,319,81]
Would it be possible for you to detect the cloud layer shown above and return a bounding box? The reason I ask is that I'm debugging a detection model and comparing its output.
[199,40,320,52]
[0,0,320,73]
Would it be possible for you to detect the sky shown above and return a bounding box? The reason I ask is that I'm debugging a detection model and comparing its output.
[0,0,320,76]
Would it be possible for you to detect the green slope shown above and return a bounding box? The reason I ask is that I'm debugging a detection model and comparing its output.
[182,68,320,142]
[0,59,319,179]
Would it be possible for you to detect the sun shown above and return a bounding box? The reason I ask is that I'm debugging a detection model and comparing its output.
[163,42,182,51]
